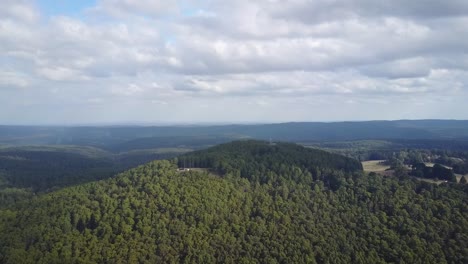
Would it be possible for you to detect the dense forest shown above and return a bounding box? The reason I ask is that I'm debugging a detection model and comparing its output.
[178,141,362,185]
[0,141,467,263]
[0,146,189,192]
[410,163,456,182]
[0,150,115,191]
[306,139,468,162]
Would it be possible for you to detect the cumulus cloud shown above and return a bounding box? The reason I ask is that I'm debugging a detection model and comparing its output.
[0,0,40,23]
[94,0,178,17]
[360,57,432,79]
[267,0,468,23]
[0,0,467,124]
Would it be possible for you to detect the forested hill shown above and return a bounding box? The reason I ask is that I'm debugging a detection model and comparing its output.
[1,159,467,263]
[178,140,362,183]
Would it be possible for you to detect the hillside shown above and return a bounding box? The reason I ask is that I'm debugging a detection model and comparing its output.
[0,141,467,263]
[0,145,189,192]
[178,140,362,185]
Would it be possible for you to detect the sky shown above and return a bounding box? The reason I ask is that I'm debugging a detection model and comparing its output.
[1,0,468,125]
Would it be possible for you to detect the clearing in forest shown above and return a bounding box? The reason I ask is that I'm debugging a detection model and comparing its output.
[362,160,390,172]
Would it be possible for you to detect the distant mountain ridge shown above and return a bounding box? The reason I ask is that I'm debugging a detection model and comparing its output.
[1,120,468,148]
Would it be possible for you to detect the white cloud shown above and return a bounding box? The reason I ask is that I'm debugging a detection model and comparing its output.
[0,0,467,124]
[94,0,178,17]
[361,57,432,79]
[37,66,88,81]
[0,0,39,23]
[111,83,145,96]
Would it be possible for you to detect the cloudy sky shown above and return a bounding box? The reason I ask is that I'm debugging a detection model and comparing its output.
[1,0,468,124]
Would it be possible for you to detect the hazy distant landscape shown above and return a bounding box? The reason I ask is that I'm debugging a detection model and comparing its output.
[1,120,468,190]
[1,124,467,263]
[2,120,468,150]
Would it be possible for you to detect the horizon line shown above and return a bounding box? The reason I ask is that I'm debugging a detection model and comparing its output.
[0,119,467,127]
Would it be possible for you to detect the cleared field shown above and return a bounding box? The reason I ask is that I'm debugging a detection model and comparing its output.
[362,160,390,172]
[455,174,468,183]
[362,161,467,184]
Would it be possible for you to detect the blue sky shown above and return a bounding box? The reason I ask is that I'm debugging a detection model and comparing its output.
[1,0,468,125]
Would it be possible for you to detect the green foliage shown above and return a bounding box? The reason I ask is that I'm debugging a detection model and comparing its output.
[0,141,467,263]
[178,140,362,184]
[411,163,456,182]
[308,140,468,162]
[0,150,116,191]
[0,146,190,192]
[0,187,33,208]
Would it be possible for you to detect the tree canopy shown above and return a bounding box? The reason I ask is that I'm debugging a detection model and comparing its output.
[0,141,467,263]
